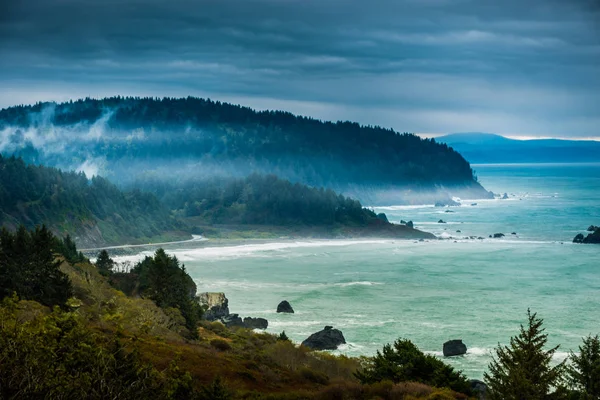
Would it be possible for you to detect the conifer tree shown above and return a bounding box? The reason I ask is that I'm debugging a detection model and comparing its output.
[568,334,600,399]
[484,309,567,400]
[95,249,115,275]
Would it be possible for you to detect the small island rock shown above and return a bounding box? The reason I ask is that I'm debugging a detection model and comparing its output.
[493,233,505,238]
[438,219,446,224]
[243,317,268,330]
[277,300,295,313]
[573,227,600,244]
[301,326,346,350]
[443,339,467,356]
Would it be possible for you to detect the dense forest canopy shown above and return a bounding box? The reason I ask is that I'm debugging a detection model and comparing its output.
[159,173,378,226]
[0,97,491,203]
[0,155,184,247]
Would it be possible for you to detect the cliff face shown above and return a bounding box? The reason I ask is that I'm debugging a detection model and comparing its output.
[199,292,229,320]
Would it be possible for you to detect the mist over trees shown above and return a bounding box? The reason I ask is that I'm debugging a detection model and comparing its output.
[0,97,490,202]
[158,173,378,227]
[0,155,184,246]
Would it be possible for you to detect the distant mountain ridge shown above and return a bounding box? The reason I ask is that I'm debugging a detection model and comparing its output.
[0,97,491,204]
[438,132,600,163]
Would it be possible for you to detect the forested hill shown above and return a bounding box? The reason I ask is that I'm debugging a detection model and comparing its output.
[0,97,491,204]
[0,155,187,247]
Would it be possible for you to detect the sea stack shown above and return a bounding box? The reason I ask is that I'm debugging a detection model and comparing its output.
[277,300,294,313]
[443,339,467,356]
[302,326,346,350]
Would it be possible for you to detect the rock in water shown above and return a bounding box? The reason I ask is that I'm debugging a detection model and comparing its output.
[277,300,294,313]
[243,317,268,330]
[502,192,509,199]
[302,326,346,350]
[199,292,230,321]
[587,225,598,232]
[377,213,389,223]
[406,221,414,228]
[443,339,467,356]
[574,228,600,244]
[438,219,446,224]
[493,233,505,238]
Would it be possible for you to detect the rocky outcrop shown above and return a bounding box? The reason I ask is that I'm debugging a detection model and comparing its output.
[301,326,346,350]
[588,225,599,232]
[502,193,509,199]
[573,227,600,244]
[277,300,295,313]
[243,317,268,330]
[200,292,269,329]
[199,292,230,321]
[221,313,245,327]
[470,379,488,399]
[377,213,389,223]
[406,221,414,229]
[443,339,467,356]
[493,233,505,238]
[438,219,446,224]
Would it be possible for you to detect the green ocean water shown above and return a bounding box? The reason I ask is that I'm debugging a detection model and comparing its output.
[116,163,600,380]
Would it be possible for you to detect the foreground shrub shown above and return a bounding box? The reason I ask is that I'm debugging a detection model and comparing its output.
[211,338,232,351]
[355,338,471,395]
[0,295,190,399]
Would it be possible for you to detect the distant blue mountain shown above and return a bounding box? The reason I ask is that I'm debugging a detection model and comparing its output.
[437,132,600,163]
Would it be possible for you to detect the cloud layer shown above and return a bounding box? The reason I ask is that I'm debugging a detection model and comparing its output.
[1,0,599,138]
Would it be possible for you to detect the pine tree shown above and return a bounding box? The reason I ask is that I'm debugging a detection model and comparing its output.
[484,309,567,399]
[95,250,114,276]
[568,335,600,399]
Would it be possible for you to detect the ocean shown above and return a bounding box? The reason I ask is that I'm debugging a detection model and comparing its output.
[115,163,600,380]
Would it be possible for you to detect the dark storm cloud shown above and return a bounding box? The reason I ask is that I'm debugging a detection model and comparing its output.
[1,0,599,137]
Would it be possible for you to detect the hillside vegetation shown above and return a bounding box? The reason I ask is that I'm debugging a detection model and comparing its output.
[0,155,187,247]
[0,96,492,203]
[0,157,434,245]
[2,226,598,399]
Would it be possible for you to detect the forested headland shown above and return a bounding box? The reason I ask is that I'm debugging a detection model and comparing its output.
[0,156,433,246]
[0,96,493,204]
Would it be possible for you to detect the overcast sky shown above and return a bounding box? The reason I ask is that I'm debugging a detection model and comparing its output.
[1,0,599,138]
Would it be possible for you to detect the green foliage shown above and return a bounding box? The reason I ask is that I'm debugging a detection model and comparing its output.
[568,335,600,399]
[0,225,73,307]
[0,155,183,246]
[132,249,203,337]
[163,173,378,227]
[484,309,567,400]
[55,233,86,264]
[199,377,232,400]
[96,249,115,276]
[278,331,290,341]
[0,294,197,399]
[354,338,471,395]
[210,338,232,352]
